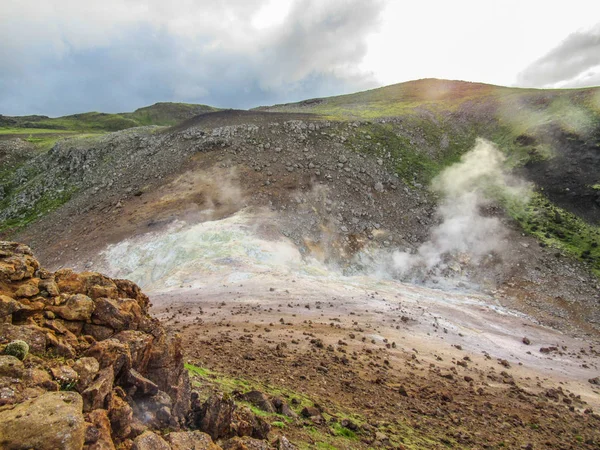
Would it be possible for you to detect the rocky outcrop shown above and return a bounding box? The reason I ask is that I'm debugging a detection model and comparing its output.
[0,241,191,449]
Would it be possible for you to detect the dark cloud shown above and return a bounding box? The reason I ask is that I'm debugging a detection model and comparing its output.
[0,0,383,116]
[517,24,600,88]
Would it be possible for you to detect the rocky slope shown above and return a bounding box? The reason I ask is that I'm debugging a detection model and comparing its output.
[1,106,598,337]
[0,241,297,449]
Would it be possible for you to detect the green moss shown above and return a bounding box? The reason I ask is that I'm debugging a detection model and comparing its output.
[3,340,29,360]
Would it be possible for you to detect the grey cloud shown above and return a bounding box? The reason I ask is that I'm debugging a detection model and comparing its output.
[0,0,383,116]
[517,24,600,87]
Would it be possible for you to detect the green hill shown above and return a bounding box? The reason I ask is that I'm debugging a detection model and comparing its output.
[0,102,219,133]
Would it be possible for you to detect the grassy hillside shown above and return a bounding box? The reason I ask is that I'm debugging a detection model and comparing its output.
[0,102,219,133]
[256,78,600,121]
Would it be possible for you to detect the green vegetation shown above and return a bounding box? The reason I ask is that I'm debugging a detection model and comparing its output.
[1,102,220,134]
[186,363,455,449]
[260,78,599,121]
[506,191,600,276]
[0,127,77,135]
[0,186,77,234]
[3,340,29,360]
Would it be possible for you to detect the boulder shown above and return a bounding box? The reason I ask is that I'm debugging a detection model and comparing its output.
[28,367,58,390]
[196,393,237,440]
[82,367,114,412]
[0,243,39,282]
[107,392,134,440]
[78,273,119,300]
[73,356,100,392]
[241,390,275,413]
[113,330,154,372]
[0,355,24,378]
[127,368,159,396]
[86,409,116,450]
[83,323,115,341]
[50,365,79,385]
[231,406,271,440]
[14,281,39,298]
[272,397,297,419]
[85,338,132,379]
[114,278,150,311]
[0,295,23,319]
[166,430,222,450]
[54,269,86,294]
[274,436,296,450]
[38,278,60,296]
[92,297,143,331]
[146,330,190,423]
[48,293,95,321]
[222,436,271,450]
[0,391,86,450]
[131,431,170,450]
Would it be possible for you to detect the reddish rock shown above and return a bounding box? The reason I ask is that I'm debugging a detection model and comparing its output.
[0,242,39,282]
[108,392,134,440]
[166,430,222,450]
[113,330,154,373]
[86,409,116,450]
[0,295,24,319]
[132,431,170,450]
[38,278,60,296]
[85,338,132,378]
[222,436,271,450]
[92,297,143,331]
[48,293,95,321]
[50,365,79,385]
[73,357,100,392]
[196,393,237,440]
[83,323,115,341]
[14,281,39,298]
[127,368,159,396]
[231,406,271,440]
[82,367,114,412]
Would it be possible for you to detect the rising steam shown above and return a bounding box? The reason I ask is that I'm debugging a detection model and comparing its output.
[391,138,530,277]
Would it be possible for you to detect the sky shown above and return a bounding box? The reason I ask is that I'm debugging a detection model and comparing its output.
[1,0,600,116]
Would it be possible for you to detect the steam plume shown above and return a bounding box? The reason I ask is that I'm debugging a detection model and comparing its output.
[391,138,529,277]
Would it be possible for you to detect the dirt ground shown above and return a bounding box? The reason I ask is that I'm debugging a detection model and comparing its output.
[150,271,600,449]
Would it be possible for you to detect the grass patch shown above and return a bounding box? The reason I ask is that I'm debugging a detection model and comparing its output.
[330,422,357,439]
[506,191,600,276]
[0,127,77,135]
[185,363,313,413]
[0,186,77,234]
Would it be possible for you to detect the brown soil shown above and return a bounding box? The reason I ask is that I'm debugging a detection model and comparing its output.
[151,277,600,449]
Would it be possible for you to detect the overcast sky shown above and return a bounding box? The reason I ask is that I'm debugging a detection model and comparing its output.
[2,0,600,116]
